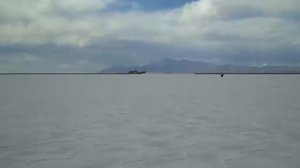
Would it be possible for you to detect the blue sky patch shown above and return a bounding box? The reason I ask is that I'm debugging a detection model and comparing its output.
[125,0,195,10]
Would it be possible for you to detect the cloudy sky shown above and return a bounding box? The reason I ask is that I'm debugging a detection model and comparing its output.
[0,0,300,72]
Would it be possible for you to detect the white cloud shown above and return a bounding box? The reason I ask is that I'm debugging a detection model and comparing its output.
[0,0,119,46]
[54,0,116,13]
[1,0,299,47]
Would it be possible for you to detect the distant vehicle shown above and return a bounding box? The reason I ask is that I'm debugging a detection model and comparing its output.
[128,70,146,74]
[221,73,224,77]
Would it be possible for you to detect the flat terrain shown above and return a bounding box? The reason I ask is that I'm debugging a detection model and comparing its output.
[0,75,300,168]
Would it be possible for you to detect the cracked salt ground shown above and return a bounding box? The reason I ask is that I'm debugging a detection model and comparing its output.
[0,75,300,168]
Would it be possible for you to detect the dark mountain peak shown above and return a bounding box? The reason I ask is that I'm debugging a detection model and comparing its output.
[162,57,174,62]
[100,58,300,74]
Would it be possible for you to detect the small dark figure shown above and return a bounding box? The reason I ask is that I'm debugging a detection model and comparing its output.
[221,73,224,77]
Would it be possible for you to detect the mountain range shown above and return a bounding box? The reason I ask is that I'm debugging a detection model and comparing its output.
[100,58,300,74]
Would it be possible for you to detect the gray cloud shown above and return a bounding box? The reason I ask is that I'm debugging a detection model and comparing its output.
[0,0,300,72]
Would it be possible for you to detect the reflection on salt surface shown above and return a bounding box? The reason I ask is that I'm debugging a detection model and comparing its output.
[0,75,300,168]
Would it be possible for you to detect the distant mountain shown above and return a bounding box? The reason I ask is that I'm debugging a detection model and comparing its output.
[100,58,300,73]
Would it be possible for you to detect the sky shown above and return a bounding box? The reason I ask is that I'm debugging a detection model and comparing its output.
[0,0,300,72]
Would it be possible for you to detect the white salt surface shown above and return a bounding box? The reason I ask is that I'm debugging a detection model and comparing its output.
[0,75,300,168]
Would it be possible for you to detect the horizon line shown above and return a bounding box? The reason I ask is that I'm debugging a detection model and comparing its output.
[0,72,300,75]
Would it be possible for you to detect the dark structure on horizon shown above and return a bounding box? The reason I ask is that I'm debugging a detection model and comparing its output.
[128,70,146,74]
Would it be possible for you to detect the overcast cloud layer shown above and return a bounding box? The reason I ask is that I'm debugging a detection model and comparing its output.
[0,0,300,72]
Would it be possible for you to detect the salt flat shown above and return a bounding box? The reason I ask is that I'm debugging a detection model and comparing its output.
[0,75,300,168]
